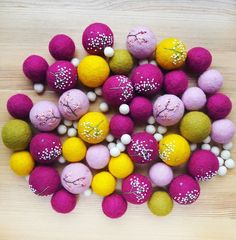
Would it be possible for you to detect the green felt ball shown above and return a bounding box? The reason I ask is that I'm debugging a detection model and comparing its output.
[1,119,32,151]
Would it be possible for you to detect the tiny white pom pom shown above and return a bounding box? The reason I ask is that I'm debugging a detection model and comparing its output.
[149,60,157,66]
[190,143,197,152]
[157,126,167,134]
[220,150,231,160]
[57,124,67,135]
[110,147,121,157]
[139,59,148,65]
[223,142,233,150]
[73,121,78,129]
[224,159,235,169]
[147,116,155,125]
[218,166,227,176]
[211,146,220,156]
[121,134,132,145]
[99,102,109,112]
[108,142,116,150]
[201,144,211,151]
[71,58,80,67]
[104,47,114,58]
[87,91,97,102]
[154,133,163,142]
[34,83,44,94]
[67,128,77,137]
[106,134,114,143]
[146,125,156,134]
[25,175,30,182]
[119,104,130,115]
[63,119,73,127]
[83,188,92,197]
[116,142,126,152]
[203,136,211,144]
[217,157,224,166]
[94,87,102,96]
[58,156,66,164]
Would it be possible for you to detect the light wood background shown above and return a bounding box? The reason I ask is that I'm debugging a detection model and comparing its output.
[0,1,236,240]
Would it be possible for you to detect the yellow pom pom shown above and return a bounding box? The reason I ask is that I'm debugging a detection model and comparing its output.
[10,151,35,176]
[77,55,110,87]
[78,112,109,144]
[108,153,134,179]
[91,171,116,196]
[155,38,187,70]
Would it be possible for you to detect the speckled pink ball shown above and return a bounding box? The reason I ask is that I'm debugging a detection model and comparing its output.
[126,26,157,59]
[102,75,134,107]
[102,193,127,219]
[29,166,61,196]
[82,22,114,55]
[7,94,33,119]
[58,89,89,121]
[47,61,77,94]
[169,174,200,205]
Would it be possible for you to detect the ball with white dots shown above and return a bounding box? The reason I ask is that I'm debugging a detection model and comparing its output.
[157,126,167,135]
[218,166,227,176]
[99,102,109,112]
[94,87,102,96]
[57,124,67,135]
[34,83,44,94]
[116,142,126,152]
[87,91,97,102]
[104,47,114,58]
[211,146,220,156]
[58,156,66,164]
[119,104,130,115]
[64,119,73,127]
[110,147,121,157]
[190,143,197,152]
[154,133,163,142]
[220,150,231,160]
[201,143,211,151]
[106,134,114,143]
[71,58,80,67]
[217,157,224,166]
[224,159,235,169]
[120,134,132,145]
[83,188,92,197]
[223,142,233,150]
[67,128,77,137]
[108,142,116,150]
[147,116,155,125]
[203,136,211,144]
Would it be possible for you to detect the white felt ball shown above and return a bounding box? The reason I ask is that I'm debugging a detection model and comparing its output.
[58,156,66,164]
[87,91,97,102]
[146,125,156,134]
[116,142,126,152]
[154,133,163,142]
[149,60,157,66]
[63,119,73,127]
[147,116,155,125]
[73,121,78,129]
[57,124,67,135]
[224,159,235,169]
[201,143,211,151]
[71,58,80,67]
[67,128,77,137]
[94,87,102,96]
[203,136,211,144]
[121,134,132,145]
[190,143,197,152]
[34,83,44,94]
[217,157,224,166]
[119,104,130,115]
[83,188,92,197]
[25,175,30,182]
[106,134,114,143]
[218,166,227,176]
[99,102,109,112]
[223,142,233,150]
[108,142,116,150]
[157,126,167,134]
[110,147,121,157]
[139,59,148,65]
[104,47,114,58]
[220,150,231,160]
[211,146,220,156]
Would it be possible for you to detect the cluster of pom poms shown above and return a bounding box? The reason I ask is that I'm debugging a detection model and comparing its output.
[1,22,235,219]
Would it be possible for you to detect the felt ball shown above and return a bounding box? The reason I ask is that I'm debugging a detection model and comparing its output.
[218,166,227,176]
[169,174,200,205]
[198,69,223,94]
[121,134,132,145]
[182,87,207,110]
[99,102,109,112]
[206,93,232,120]
[156,38,187,70]
[217,157,224,166]
[47,61,77,94]
[153,94,185,126]
[94,87,102,96]
[29,166,60,196]
[67,128,77,137]
[110,147,121,157]
[78,112,109,144]
[10,151,35,176]
[186,47,212,74]
[7,94,33,119]
[34,83,45,94]
[116,142,126,152]
[92,171,116,196]
[108,142,116,150]
[87,91,97,102]
[58,89,89,121]
[203,136,211,144]
[223,142,233,150]
[220,149,231,160]
[78,55,110,88]
[130,64,163,96]
[188,150,219,181]
[148,191,173,216]
[122,173,152,204]
[104,47,114,57]
[29,101,61,132]
[102,75,134,107]
[23,55,49,83]
[201,144,211,151]
[154,133,163,142]
[86,144,110,169]
[157,126,167,134]
[119,104,130,115]
[225,159,235,169]
[51,189,77,214]
[180,111,211,143]
[127,132,158,164]
[126,26,157,59]
[211,146,220,156]
[146,125,156,135]
[82,22,114,55]
[102,193,127,219]
[106,134,114,142]
[159,134,190,166]
[2,119,32,151]
[164,70,188,96]
[49,34,75,61]
[30,133,62,164]
[147,116,156,125]
[57,124,67,135]
[71,58,80,67]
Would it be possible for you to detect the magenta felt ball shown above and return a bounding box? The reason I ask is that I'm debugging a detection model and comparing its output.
[47,61,77,94]
[7,94,33,119]
[102,193,127,219]
[207,93,232,120]
[29,166,60,196]
[49,34,75,61]
[169,174,200,205]
[102,75,134,107]
[186,47,212,74]
[130,64,163,96]
[30,133,62,164]
[164,70,188,96]
[130,96,153,123]
[127,132,158,164]
[23,55,49,83]
[82,22,114,55]
[110,114,134,139]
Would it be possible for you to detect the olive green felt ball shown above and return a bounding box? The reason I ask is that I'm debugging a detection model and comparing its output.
[2,119,32,151]
[180,111,211,143]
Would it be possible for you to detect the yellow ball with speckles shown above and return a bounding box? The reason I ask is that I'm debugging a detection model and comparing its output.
[77,112,109,144]
[159,134,190,166]
[155,38,187,70]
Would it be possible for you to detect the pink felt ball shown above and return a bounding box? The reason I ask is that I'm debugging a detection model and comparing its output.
[29,166,61,196]
[102,75,134,107]
[130,64,163,96]
[188,150,219,181]
[164,70,188,96]
[46,61,77,94]
[82,22,114,55]
[129,96,153,123]
[102,193,127,219]
[110,114,134,139]
[51,189,77,214]
[169,174,200,205]
[49,34,75,61]
[30,133,62,164]
[206,93,232,120]
[7,94,33,119]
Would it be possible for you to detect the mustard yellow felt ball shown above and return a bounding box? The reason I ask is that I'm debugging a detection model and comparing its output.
[62,137,87,162]
[156,38,187,70]
[108,153,134,179]
[77,55,110,87]
[91,171,116,196]
[159,134,190,166]
[10,151,35,176]
[78,112,109,144]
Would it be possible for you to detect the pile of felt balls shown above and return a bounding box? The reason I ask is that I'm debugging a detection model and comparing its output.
[2,22,236,218]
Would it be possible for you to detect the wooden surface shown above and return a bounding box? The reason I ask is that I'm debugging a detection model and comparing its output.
[0,1,236,239]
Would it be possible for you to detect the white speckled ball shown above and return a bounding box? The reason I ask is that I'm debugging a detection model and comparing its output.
[218,166,227,176]
[154,133,163,142]
[146,125,156,134]
[34,83,45,94]
[99,102,109,112]
[64,119,73,127]
[203,136,211,144]
[119,104,130,115]
[67,128,77,137]
[147,116,155,125]
[110,147,121,157]
[108,142,116,150]
[104,47,114,58]
[211,146,220,156]
[116,142,126,152]
[220,150,231,160]
[71,58,80,67]
[87,91,97,102]
[94,87,103,96]
[106,134,114,143]
[224,159,235,169]
[57,124,67,135]
[201,143,211,151]
[157,126,167,134]
[120,134,132,145]
[223,142,233,150]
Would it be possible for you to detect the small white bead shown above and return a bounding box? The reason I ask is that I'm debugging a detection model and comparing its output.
[33,83,44,94]
[57,124,67,135]
[63,119,73,127]
[154,133,163,142]
[190,143,197,152]
[139,59,148,65]
[73,121,78,129]
[157,126,167,134]
[104,47,114,58]
[108,142,116,150]
[58,156,66,164]
[220,150,231,160]
[147,116,155,125]
[211,146,220,156]
[71,58,80,67]
[217,157,224,166]
[149,60,157,66]
[146,125,156,134]
[201,143,211,151]
[120,134,132,145]
[83,188,92,197]
[218,166,227,176]
[203,136,211,144]
[116,142,126,152]
[94,87,102,96]
[67,128,77,137]
[224,159,235,169]
[106,134,114,143]
[87,91,97,102]
[99,102,109,112]
[223,142,233,150]
[110,147,121,157]
[119,104,130,115]
[25,175,29,182]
